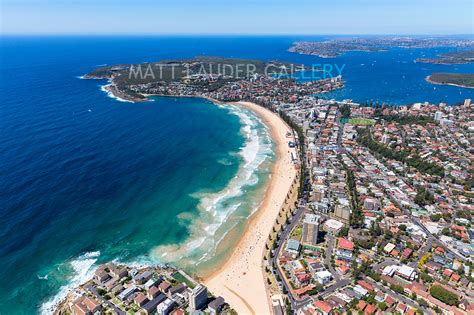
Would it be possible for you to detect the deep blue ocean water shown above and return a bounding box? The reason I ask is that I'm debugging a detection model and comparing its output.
[0,36,473,314]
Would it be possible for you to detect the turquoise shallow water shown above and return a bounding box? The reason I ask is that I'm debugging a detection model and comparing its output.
[1,35,473,314]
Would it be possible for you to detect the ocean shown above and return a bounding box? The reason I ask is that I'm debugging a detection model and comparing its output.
[0,36,473,314]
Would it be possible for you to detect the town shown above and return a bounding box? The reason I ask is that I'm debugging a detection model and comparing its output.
[263,98,473,315]
[54,263,232,315]
[81,59,472,315]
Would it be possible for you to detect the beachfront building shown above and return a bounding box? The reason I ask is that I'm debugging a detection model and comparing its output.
[189,284,208,311]
[302,213,321,246]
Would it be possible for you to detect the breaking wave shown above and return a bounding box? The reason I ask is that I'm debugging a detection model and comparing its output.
[40,251,100,315]
[151,103,273,267]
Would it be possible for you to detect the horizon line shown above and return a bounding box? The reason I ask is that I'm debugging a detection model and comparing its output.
[1,33,473,37]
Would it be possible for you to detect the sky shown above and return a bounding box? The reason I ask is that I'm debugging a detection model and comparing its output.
[0,0,473,35]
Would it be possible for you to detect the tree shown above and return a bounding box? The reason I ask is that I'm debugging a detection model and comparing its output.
[390,284,405,294]
[338,226,349,237]
[378,302,387,311]
[430,285,459,306]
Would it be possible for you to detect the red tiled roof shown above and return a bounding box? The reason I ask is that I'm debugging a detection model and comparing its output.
[314,300,333,313]
[402,248,413,258]
[357,300,367,311]
[357,280,375,292]
[385,295,395,306]
[364,304,376,314]
[338,237,354,251]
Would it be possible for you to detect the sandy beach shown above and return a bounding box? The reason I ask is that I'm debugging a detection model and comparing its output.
[204,101,298,315]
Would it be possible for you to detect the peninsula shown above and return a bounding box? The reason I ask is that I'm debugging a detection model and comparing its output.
[426,73,474,89]
[84,56,343,102]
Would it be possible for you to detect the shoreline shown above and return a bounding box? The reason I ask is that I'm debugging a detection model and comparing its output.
[97,85,298,313]
[425,75,474,89]
[203,101,298,315]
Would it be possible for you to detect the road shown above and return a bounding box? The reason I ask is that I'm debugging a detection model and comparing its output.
[365,277,431,314]
[343,147,467,263]
[324,234,341,282]
[270,205,313,311]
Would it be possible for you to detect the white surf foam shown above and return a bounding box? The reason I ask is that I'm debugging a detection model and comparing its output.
[40,251,100,315]
[151,104,274,266]
[99,83,135,103]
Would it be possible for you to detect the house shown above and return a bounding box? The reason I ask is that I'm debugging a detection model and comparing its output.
[315,270,332,285]
[402,248,413,259]
[144,277,162,290]
[443,269,453,278]
[71,296,101,315]
[336,237,354,260]
[337,264,350,275]
[357,280,374,292]
[93,268,111,284]
[208,296,226,315]
[170,309,185,315]
[148,286,161,299]
[385,295,396,308]
[314,300,333,315]
[353,285,368,297]
[168,283,186,298]
[297,273,313,287]
[108,263,128,279]
[375,291,385,303]
[134,270,153,284]
[357,300,367,311]
[141,294,167,315]
[117,286,137,301]
[293,285,315,298]
[156,298,177,315]
[285,239,301,257]
[364,304,376,314]
[159,281,172,293]
[396,303,407,314]
[308,261,325,273]
[134,293,149,307]
[383,243,396,254]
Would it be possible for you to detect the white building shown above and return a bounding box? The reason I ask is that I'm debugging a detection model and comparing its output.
[315,270,333,285]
